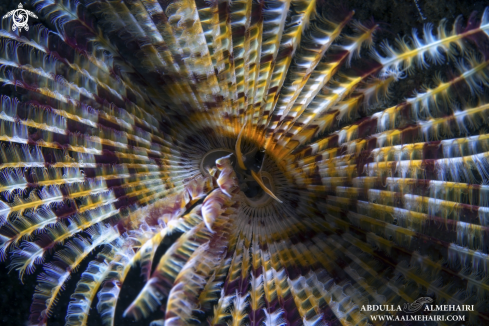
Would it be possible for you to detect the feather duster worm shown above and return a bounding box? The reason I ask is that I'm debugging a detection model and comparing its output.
[1,0,489,325]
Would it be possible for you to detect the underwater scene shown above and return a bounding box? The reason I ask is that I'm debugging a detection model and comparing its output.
[0,0,489,325]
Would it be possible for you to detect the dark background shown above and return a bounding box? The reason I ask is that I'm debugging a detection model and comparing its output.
[0,0,488,325]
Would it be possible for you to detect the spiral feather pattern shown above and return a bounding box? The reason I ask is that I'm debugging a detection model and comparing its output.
[0,0,489,325]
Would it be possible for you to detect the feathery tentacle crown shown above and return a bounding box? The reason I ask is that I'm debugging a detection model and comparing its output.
[0,0,489,325]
